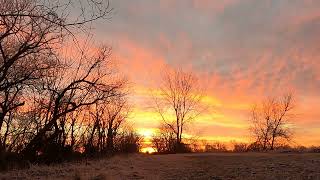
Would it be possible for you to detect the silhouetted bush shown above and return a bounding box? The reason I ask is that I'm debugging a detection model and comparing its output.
[273,145,320,153]
[151,131,193,154]
[246,142,259,152]
[152,133,176,154]
[114,131,141,153]
[307,146,320,153]
[84,144,99,156]
[205,142,228,152]
[174,143,192,153]
[232,142,248,152]
[36,142,75,164]
[0,151,30,171]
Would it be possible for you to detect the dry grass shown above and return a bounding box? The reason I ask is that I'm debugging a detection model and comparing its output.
[1,153,320,179]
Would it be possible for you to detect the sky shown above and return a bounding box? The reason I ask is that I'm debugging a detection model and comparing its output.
[88,0,320,146]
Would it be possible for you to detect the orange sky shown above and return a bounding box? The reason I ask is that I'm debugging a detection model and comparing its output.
[84,0,320,146]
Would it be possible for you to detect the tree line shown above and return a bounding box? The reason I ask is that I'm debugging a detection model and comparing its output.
[0,0,142,170]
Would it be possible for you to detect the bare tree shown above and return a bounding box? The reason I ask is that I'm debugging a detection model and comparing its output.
[250,93,295,150]
[65,107,84,151]
[105,96,130,151]
[85,94,130,153]
[21,47,126,160]
[0,0,112,152]
[154,68,204,151]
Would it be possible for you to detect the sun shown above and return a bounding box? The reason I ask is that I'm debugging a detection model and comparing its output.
[136,128,157,153]
[137,128,155,139]
[140,147,156,154]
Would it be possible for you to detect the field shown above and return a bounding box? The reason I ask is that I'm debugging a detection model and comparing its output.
[1,153,320,180]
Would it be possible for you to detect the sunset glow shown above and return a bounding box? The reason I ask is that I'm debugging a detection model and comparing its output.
[140,147,156,154]
[3,1,320,179]
[91,0,320,147]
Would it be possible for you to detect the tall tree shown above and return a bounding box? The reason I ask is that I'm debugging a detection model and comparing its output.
[21,47,126,159]
[155,68,204,150]
[0,0,112,152]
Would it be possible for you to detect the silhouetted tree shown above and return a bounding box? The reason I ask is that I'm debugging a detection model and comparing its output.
[105,96,130,151]
[85,95,129,153]
[154,68,204,152]
[250,93,295,150]
[21,47,126,160]
[0,0,112,153]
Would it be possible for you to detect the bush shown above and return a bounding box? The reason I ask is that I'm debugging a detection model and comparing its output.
[175,143,192,153]
[233,143,248,152]
[152,135,176,154]
[307,146,320,153]
[205,142,228,153]
[0,151,30,171]
[247,142,263,152]
[114,131,141,153]
[152,134,192,154]
[84,144,99,156]
[34,142,82,164]
[275,145,320,153]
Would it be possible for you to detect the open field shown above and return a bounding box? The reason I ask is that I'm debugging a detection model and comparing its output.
[1,153,320,180]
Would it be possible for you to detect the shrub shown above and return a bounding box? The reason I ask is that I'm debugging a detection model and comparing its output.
[233,143,248,152]
[175,143,192,153]
[0,151,30,171]
[205,142,228,153]
[307,146,320,153]
[246,142,264,152]
[151,134,176,154]
[114,131,141,153]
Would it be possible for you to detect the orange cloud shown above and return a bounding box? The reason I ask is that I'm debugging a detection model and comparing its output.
[89,0,320,146]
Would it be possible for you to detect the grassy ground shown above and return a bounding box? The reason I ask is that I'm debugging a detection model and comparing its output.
[1,153,320,179]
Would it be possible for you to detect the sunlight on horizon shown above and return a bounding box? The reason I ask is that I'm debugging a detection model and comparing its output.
[140,147,157,154]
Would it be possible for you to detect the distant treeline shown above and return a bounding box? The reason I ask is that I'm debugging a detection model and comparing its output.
[150,137,320,154]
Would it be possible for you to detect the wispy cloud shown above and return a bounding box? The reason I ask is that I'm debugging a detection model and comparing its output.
[90,0,320,145]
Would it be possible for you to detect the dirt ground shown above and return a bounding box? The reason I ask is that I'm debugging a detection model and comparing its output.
[1,153,320,180]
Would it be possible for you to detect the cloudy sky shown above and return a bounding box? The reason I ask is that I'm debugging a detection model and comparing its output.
[90,0,320,146]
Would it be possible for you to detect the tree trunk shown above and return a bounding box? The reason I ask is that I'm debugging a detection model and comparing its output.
[70,121,75,149]
[0,112,6,133]
[271,135,275,150]
[106,127,114,151]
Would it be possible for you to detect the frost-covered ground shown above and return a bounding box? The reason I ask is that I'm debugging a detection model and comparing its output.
[1,153,320,179]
